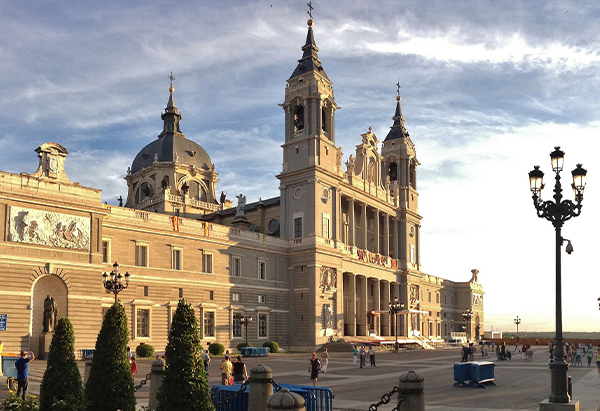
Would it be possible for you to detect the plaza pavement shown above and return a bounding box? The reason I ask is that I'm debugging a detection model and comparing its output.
[1,346,598,410]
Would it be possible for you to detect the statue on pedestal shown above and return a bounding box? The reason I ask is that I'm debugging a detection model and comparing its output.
[42,295,59,333]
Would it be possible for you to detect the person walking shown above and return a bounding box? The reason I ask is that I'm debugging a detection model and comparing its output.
[220,355,233,385]
[359,346,366,368]
[130,355,138,380]
[369,346,376,366]
[596,347,600,375]
[352,346,358,367]
[204,350,211,376]
[586,346,593,367]
[15,350,35,400]
[308,352,321,386]
[232,355,248,383]
[495,344,500,361]
[320,348,329,373]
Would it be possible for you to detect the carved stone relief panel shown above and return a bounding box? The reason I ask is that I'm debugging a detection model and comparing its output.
[9,206,91,250]
[472,294,483,307]
[320,266,337,291]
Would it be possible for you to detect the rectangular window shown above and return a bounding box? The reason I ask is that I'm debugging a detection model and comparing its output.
[428,291,431,303]
[203,311,215,337]
[136,244,148,267]
[258,314,267,338]
[232,256,241,277]
[136,309,150,338]
[179,288,183,298]
[294,217,302,238]
[410,244,415,264]
[172,248,182,270]
[322,215,330,239]
[203,253,213,273]
[436,293,440,303]
[232,292,240,302]
[102,241,110,263]
[258,261,266,280]
[233,313,242,337]
[209,290,214,300]
[143,286,149,297]
[258,295,266,304]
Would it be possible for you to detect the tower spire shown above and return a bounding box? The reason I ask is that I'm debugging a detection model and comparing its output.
[384,81,410,141]
[289,6,329,80]
[160,72,183,138]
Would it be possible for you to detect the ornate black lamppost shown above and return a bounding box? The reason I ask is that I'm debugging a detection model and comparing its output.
[528,146,586,404]
[514,316,522,344]
[388,297,404,352]
[240,315,253,346]
[462,308,473,341]
[102,262,131,304]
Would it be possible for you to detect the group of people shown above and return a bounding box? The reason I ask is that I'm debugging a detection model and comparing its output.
[352,345,376,368]
[549,341,600,370]
[219,352,248,386]
[127,347,138,379]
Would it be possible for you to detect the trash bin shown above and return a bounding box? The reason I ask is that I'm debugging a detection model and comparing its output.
[2,356,19,379]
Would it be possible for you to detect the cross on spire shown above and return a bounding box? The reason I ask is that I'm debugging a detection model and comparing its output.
[396,80,401,97]
[307,1,314,20]
[168,71,175,92]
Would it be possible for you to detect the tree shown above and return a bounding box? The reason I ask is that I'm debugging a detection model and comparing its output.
[39,317,83,411]
[84,303,135,411]
[157,299,214,411]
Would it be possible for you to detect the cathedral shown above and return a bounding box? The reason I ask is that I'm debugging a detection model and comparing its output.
[0,17,483,354]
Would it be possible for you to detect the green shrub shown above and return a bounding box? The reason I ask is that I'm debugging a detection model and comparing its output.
[262,340,279,353]
[136,343,155,358]
[1,394,39,411]
[157,299,214,411]
[236,342,252,352]
[84,303,135,411]
[39,317,84,411]
[208,342,225,356]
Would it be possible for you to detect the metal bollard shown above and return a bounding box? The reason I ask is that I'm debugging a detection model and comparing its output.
[83,354,93,384]
[266,388,306,411]
[398,370,425,411]
[148,358,166,410]
[248,364,274,411]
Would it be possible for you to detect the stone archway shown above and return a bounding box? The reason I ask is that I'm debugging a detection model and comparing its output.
[31,275,68,356]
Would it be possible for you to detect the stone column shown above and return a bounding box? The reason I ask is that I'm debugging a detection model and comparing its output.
[393,218,399,260]
[248,364,274,411]
[266,388,306,411]
[148,358,166,410]
[358,275,368,336]
[349,274,357,336]
[384,213,390,257]
[83,354,93,384]
[361,203,368,251]
[398,371,425,411]
[374,209,380,254]
[381,281,390,336]
[349,198,355,247]
[373,279,381,335]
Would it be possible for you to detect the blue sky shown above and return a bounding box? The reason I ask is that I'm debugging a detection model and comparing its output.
[2,0,599,332]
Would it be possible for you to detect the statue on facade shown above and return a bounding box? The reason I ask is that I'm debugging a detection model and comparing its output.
[385,175,391,191]
[220,191,227,204]
[470,269,479,283]
[336,149,343,168]
[116,196,123,207]
[347,154,355,174]
[236,194,246,217]
[42,295,58,333]
[161,175,169,190]
[323,305,332,329]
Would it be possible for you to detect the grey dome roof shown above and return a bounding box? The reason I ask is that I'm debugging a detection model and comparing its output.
[130,135,212,174]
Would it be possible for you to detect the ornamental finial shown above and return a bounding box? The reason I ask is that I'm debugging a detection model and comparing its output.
[168,71,175,93]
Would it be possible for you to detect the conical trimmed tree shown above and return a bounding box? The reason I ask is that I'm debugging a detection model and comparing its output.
[39,317,84,411]
[85,303,135,411]
[157,299,214,411]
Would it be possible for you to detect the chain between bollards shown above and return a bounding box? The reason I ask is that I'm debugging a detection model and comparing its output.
[214,380,250,409]
[134,373,152,392]
[368,385,406,411]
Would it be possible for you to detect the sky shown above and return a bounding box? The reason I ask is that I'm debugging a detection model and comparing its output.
[1,0,599,332]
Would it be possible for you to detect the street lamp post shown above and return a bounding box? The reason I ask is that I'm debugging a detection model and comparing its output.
[388,298,404,352]
[529,146,587,404]
[240,315,253,346]
[462,308,473,342]
[514,316,521,344]
[102,262,131,304]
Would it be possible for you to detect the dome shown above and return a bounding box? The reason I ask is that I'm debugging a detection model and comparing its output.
[130,134,212,175]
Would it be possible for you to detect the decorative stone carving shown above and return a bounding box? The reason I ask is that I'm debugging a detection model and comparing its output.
[410,285,419,306]
[322,304,332,329]
[473,294,483,306]
[336,149,343,168]
[9,206,91,250]
[42,295,58,333]
[320,266,337,291]
[470,269,479,283]
[347,154,355,174]
[236,194,246,217]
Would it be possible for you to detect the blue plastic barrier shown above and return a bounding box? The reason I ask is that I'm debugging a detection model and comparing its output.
[79,349,95,360]
[2,357,19,379]
[211,383,333,411]
[240,347,269,357]
[453,361,495,388]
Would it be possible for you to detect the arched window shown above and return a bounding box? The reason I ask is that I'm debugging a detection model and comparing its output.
[410,164,416,189]
[294,106,304,132]
[321,107,327,132]
[388,163,398,181]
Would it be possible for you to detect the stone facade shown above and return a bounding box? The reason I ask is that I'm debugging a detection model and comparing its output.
[0,19,482,354]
